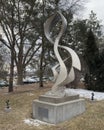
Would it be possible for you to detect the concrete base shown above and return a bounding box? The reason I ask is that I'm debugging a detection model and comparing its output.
[32,95,85,124]
[4,107,12,112]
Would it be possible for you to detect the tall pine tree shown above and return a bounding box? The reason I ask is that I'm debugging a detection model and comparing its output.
[83,29,104,91]
[84,29,99,74]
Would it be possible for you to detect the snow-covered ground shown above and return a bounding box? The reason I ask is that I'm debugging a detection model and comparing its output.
[65,88,104,101]
[24,119,54,127]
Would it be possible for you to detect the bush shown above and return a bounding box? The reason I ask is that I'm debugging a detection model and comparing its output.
[84,72,104,92]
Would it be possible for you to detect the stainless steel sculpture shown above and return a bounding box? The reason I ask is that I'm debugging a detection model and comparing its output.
[44,11,81,96]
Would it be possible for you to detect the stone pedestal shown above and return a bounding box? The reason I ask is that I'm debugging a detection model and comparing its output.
[32,94,85,124]
[4,107,12,112]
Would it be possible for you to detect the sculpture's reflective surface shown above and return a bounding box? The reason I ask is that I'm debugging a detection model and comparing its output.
[44,11,81,96]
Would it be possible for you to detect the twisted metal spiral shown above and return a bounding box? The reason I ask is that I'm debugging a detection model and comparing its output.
[44,11,81,95]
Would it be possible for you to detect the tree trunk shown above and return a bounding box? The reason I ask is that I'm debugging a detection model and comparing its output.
[8,50,14,92]
[17,61,24,85]
[16,43,24,85]
[39,29,45,87]
[16,40,24,85]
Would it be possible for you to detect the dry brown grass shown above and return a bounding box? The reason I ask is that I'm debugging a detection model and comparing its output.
[0,82,104,130]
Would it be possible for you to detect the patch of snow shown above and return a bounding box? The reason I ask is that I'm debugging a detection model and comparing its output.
[65,88,104,101]
[24,119,53,127]
[27,92,34,96]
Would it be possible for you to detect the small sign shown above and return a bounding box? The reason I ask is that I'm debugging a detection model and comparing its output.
[38,107,48,118]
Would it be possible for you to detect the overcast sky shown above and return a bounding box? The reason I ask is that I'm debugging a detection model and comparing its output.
[83,0,104,24]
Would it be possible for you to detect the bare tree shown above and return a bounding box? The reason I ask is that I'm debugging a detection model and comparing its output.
[0,0,41,91]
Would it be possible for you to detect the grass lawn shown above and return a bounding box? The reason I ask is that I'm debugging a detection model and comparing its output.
[0,82,104,130]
